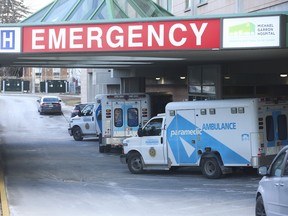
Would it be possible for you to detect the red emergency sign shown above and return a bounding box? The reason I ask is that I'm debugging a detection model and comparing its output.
[22,19,220,53]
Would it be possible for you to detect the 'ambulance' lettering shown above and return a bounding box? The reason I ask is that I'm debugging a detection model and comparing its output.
[202,122,236,130]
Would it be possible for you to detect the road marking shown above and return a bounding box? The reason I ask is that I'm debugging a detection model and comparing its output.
[0,164,10,216]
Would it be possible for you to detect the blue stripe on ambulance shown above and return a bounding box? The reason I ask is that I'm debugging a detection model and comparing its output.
[167,114,250,165]
[96,104,102,133]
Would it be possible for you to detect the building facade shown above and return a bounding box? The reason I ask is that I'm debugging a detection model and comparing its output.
[16,0,287,104]
[82,0,288,103]
[171,0,288,16]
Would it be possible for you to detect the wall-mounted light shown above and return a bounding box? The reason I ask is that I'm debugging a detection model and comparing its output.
[155,77,161,80]
[180,76,186,80]
[280,73,287,78]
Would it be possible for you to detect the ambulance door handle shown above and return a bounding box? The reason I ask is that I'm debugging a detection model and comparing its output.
[92,117,94,121]
[161,137,163,144]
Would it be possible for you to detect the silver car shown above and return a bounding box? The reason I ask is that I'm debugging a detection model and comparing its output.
[256,145,288,216]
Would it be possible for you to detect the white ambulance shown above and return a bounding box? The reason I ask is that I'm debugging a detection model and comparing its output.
[121,98,288,178]
[68,93,151,153]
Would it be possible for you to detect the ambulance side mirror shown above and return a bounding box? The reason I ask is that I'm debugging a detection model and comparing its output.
[137,127,143,137]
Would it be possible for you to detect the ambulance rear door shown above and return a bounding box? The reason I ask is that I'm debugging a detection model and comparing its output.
[112,101,141,138]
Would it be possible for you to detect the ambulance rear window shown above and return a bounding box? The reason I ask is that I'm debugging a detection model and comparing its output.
[128,108,139,127]
[278,115,287,140]
[114,109,123,127]
[266,116,274,141]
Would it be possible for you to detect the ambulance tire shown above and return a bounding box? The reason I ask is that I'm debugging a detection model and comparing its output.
[201,157,222,179]
[99,145,105,153]
[105,145,112,153]
[72,127,83,141]
[127,152,144,174]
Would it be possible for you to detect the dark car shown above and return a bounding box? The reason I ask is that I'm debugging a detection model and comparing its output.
[255,145,288,216]
[70,103,88,118]
[37,96,62,115]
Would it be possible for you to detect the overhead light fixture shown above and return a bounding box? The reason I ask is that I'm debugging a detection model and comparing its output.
[223,72,231,80]
[280,73,287,78]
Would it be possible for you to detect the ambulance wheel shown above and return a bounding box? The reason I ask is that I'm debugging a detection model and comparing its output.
[128,152,144,174]
[72,127,83,141]
[105,145,111,153]
[201,157,222,179]
[99,145,105,153]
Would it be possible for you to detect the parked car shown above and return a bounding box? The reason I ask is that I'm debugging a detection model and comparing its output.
[70,103,88,118]
[255,145,288,216]
[37,96,62,115]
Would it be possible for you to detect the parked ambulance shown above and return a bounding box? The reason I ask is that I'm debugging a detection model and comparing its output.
[68,93,151,153]
[121,98,288,178]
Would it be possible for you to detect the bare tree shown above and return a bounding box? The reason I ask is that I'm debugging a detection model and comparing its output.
[0,0,31,77]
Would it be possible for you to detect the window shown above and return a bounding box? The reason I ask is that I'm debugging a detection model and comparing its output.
[92,2,108,19]
[169,110,175,116]
[266,116,275,141]
[188,66,217,97]
[43,0,79,22]
[142,118,163,136]
[209,108,216,115]
[185,0,191,10]
[198,0,207,6]
[81,104,94,116]
[270,152,286,177]
[53,68,60,79]
[284,157,288,176]
[67,0,102,21]
[114,109,123,127]
[33,68,42,78]
[200,109,207,115]
[238,107,245,114]
[231,107,237,114]
[278,115,287,140]
[127,108,139,127]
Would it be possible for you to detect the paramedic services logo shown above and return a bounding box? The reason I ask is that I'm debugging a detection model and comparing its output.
[149,147,156,157]
[0,27,21,53]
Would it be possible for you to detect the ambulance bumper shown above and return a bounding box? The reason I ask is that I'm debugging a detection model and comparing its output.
[252,155,276,168]
[101,137,125,146]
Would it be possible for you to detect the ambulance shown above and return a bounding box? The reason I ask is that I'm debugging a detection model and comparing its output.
[121,98,288,178]
[68,93,151,153]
